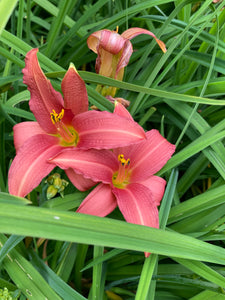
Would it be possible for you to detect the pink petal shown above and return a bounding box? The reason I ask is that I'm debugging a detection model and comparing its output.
[87,30,132,79]
[113,183,159,228]
[115,130,175,182]
[50,148,118,184]
[77,183,117,217]
[65,168,96,191]
[114,182,160,258]
[8,134,62,197]
[73,110,146,149]
[121,27,167,53]
[61,64,88,116]
[113,101,133,120]
[13,121,45,152]
[140,176,166,206]
[115,39,133,77]
[23,48,64,134]
[87,30,127,55]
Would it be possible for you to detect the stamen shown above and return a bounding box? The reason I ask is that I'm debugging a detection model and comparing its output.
[118,154,130,166]
[50,108,78,146]
[116,26,119,33]
[113,154,131,188]
[50,109,64,124]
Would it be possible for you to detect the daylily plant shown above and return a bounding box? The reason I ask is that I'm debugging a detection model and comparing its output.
[87,27,167,97]
[51,103,175,257]
[8,49,146,197]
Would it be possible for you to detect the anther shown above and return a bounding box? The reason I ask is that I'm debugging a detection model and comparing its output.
[118,154,130,167]
[50,109,64,124]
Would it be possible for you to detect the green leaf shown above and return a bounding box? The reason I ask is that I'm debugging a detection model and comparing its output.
[0,235,24,264]
[0,234,62,299]
[29,250,87,300]
[1,204,225,265]
[173,258,225,290]
[0,0,18,35]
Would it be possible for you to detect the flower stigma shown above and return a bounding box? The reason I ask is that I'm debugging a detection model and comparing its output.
[50,109,79,146]
[112,154,131,189]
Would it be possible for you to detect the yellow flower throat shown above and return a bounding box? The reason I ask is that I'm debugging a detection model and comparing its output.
[50,109,79,146]
[112,154,131,189]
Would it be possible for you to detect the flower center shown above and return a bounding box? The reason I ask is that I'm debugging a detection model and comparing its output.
[112,154,131,189]
[50,109,79,146]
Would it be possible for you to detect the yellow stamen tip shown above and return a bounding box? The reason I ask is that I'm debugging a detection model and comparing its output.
[50,108,64,124]
[118,154,130,166]
[58,109,64,120]
[118,154,124,161]
[116,26,119,33]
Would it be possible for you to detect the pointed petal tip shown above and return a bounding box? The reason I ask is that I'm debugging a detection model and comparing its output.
[156,39,167,53]
[68,62,78,73]
[22,48,39,77]
[62,64,88,114]
[121,27,167,53]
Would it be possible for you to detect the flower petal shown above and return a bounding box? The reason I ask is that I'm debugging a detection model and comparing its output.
[23,48,64,134]
[87,30,126,54]
[113,101,133,120]
[65,168,96,191]
[95,46,114,76]
[121,27,167,53]
[50,148,117,184]
[113,183,159,228]
[77,183,117,217]
[73,110,146,149]
[61,63,88,116]
[115,39,133,77]
[87,30,102,53]
[13,121,45,152]
[115,129,175,182]
[8,134,62,197]
[140,176,166,206]
[87,30,131,80]
[114,182,160,258]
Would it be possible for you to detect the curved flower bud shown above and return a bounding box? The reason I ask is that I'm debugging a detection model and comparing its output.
[87,27,166,97]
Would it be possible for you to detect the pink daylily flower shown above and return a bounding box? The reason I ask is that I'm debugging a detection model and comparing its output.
[51,103,175,257]
[8,49,146,197]
[87,27,166,96]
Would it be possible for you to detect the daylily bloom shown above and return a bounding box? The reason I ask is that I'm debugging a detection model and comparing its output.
[51,103,175,257]
[8,49,146,197]
[87,27,166,97]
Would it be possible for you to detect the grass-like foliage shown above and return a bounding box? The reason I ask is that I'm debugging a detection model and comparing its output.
[1,0,225,299]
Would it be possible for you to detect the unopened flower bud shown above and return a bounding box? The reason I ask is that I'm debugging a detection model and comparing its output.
[46,185,58,200]
[53,177,62,189]
[46,175,54,185]
[0,287,13,299]
[46,173,69,199]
